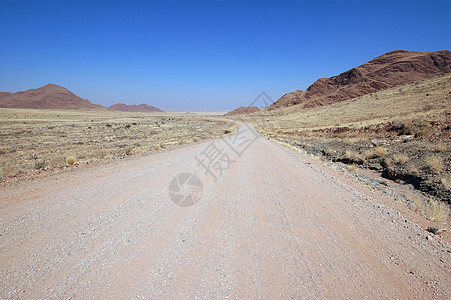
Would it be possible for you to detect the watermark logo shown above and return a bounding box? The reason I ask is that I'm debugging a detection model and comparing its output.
[168,173,203,207]
[168,92,275,206]
[248,91,273,109]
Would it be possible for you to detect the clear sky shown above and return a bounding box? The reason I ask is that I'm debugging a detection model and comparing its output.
[0,0,450,111]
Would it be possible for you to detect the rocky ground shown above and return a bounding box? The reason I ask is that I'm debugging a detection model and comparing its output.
[264,118,451,205]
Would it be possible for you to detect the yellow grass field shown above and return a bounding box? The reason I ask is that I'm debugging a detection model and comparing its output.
[253,73,451,135]
[0,109,238,177]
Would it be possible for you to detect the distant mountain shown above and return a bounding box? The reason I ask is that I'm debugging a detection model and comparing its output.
[109,103,163,112]
[268,50,451,111]
[224,106,260,116]
[0,84,107,110]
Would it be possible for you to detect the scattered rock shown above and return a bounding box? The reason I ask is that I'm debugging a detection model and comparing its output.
[426,227,447,235]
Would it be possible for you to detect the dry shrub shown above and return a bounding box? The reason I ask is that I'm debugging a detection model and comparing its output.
[441,175,451,189]
[345,138,358,145]
[326,148,335,156]
[125,146,133,155]
[365,147,387,160]
[392,153,409,164]
[66,156,76,165]
[384,157,393,168]
[34,158,47,169]
[425,155,443,174]
[407,164,419,175]
[364,149,376,160]
[1,161,15,177]
[373,146,387,157]
[428,200,450,222]
[347,165,358,173]
[409,198,449,222]
[48,156,65,168]
[435,143,447,152]
[345,150,361,160]
[399,119,434,137]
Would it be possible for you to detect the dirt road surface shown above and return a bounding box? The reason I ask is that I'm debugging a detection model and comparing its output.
[1,125,450,299]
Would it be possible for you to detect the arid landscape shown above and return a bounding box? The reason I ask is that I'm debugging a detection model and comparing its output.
[1,48,450,298]
[1,1,451,297]
[230,51,451,222]
[0,108,237,179]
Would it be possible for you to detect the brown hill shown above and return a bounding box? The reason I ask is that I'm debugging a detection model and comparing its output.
[0,84,107,110]
[224,106,260,116]
[268,50,451,111]
[109,103,163,112]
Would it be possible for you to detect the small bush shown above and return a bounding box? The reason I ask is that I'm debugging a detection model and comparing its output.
[407,164,419,175]
[383,157,393,169]
[34,158,46,169]
[373,146,387,157]
[345,150,361,161]
[364,149,376,160]
[392,153,409,164]
[399,119,434,137]
[66,156,76,165]
[428,200,450,222]
[441,175,451,189]
[425,155,443,174]
[326,148,335,156]
[345,150,354,158]
[347,165,358,173]
[435,143,447,152]
[345,138,358,145]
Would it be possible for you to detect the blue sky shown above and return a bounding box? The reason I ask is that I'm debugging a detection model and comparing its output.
[0,0,450,111]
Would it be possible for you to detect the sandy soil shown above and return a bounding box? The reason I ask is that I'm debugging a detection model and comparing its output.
[1,124,450,299]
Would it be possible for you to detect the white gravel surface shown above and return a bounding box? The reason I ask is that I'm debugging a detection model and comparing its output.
[1,124,450,299]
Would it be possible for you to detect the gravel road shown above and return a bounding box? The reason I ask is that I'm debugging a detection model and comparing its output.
[1,124,450,299]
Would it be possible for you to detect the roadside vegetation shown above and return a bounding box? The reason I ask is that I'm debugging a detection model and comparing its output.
[235,74,451,221]
[0,109,238,179]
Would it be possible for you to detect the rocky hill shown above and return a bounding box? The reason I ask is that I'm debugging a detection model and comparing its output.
[109,103,163,112]
[0,84,107,110]
[224,106,260,116]
[268,50,451,111]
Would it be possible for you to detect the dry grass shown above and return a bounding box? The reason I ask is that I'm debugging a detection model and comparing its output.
[428,200,450,222]
[364,146,388,160]
[392,153,409,164]
[425,155,443,174]
[345,138,359,145]
[347,165,358,173]
[363,149,375,160]
[237,74,451,206]
[0,109,238,177]
[398,119,435,137]
[435,142,448,152]
[407,164,420,175]
[410,198,450,222]
[345,150,360,160]
[373,146,387,157]
[246,74,451,132]
[441,175,451,189]
[383,157,393,169]
[326,148,335,156]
